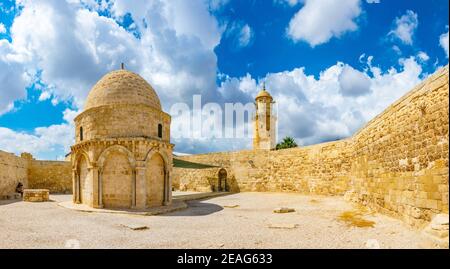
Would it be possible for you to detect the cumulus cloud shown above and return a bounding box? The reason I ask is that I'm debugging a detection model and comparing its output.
[0,0,224,155]
[389,10,418,45]
[440,28,449,58]
[338,64,371,97]
[0,40,31,115]
[0,109,76,159]
[287,0,362,47]
[216,56,424,147]
[417,51,430,62]
[1,0,223,112]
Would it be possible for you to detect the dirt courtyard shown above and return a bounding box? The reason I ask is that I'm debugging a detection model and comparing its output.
[0,192,441,249]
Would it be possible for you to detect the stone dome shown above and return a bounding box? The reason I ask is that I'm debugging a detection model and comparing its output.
[256,89,273,100]
[84,69,161,111]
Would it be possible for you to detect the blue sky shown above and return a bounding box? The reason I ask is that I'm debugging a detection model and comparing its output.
[0,0,449,160]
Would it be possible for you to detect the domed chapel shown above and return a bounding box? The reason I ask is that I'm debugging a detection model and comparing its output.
[71,65,173,209]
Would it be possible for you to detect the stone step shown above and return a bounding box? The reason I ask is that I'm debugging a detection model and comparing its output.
[1,193,22,200]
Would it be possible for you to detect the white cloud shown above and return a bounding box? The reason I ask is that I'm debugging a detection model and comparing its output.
[0,23,6,34]
[209,0,230,11]
[339,64,371,97]
[218,57,424,146]
[274,0,302,7]
[417,51,430,62]
[0,40,31,115]
[1,0,223,112]
[287,0,362,47]
[392,45,401,55]
[224,21,255,49]
[0,109,76,159]
[38,91,51,101]
[366,0,380,3]
[440,28,449,58]
[238,24,254,48]
[389,10,418,45]
[0,0,226,156]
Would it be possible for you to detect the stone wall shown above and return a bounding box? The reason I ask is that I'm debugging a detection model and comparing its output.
[0,151,72,198]
[174,140,353,194]
[174,65,449,227]
[28,160,72,194]
[346,64,449,227]
[0,151,28,199]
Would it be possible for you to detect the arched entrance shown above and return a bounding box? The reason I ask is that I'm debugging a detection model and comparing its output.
[218,168,227,192]
[146,153,166,207]
[76,155,90,205]
[101,151,133,209]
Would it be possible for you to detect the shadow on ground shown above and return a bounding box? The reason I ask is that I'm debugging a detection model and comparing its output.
[0,199,22,206]
[163,200,223,217]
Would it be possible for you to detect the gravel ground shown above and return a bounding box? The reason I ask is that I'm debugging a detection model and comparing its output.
[0,192,440,249]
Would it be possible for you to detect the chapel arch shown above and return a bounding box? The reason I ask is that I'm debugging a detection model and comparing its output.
[98,146,136,209]
[218,168,228,192]
[145,152,167,207]
[75,152,90,205]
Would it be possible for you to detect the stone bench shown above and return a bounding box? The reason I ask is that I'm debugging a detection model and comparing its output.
[23,189,50,202]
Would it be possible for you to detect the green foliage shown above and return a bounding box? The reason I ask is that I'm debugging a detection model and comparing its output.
[173,158,218,169]
[276,137,298,150]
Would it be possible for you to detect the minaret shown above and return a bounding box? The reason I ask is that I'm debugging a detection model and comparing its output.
[253,83,277,150]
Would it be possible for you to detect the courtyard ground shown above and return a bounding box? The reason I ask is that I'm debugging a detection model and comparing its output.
[0,192,441,249]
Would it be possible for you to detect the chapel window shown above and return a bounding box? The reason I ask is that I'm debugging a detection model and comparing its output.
[158,124,163,138]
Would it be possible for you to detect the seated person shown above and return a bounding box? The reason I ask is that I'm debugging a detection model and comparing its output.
[15,182,24,197]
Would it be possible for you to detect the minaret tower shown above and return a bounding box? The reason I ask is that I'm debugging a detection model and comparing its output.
[253,83,277,150]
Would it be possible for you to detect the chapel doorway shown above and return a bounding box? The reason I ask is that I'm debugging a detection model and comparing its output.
[218,168,227,192]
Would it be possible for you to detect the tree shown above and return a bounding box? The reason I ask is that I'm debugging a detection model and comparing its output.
[276,137,298,150]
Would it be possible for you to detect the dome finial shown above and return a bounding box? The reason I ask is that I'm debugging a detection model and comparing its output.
[121,62,125,70]
[263,82,266,91]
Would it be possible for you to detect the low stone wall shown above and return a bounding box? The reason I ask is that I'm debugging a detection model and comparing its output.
[0,151,72,199]
[173,167,221,192]
[174,65,449,227]
[28,160,72,194]
[174,140,352,195]
[0,151,28,199]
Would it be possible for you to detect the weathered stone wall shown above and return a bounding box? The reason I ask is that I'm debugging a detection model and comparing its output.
[75,104,171,143]
[347,64,449,227]
[0,151,72,199]
[174,140,352,195]
[0,151,28,199]
[174,65,449,227]
[28,160,72,194]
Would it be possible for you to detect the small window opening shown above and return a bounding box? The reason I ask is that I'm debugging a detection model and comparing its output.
[158,124,163,138]
[80,127,84,141]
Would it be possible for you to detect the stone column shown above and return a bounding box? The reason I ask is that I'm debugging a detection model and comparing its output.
[98,169,103,208]
[131,169,137,208]
[163,169,171,206]
[135,162,147,209]
[90,164,100,208]
[72,169,79,204]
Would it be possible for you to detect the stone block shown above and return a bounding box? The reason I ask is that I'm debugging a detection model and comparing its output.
[273,207,296,214]
[23,189,50,202]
